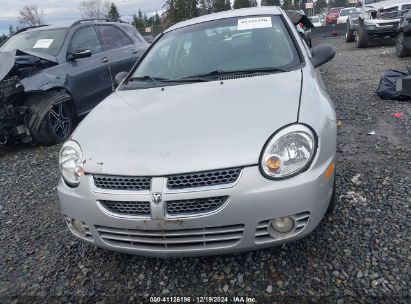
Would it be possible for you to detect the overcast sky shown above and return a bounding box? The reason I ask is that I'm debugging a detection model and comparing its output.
[0,0,263,35]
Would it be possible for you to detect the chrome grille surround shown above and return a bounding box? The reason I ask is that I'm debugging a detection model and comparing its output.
[379,6,399,19]
[255,212,310,243]
[98,200,151,217]
[165,196,229,217]
[93,175,151,192]
[166,168,242,191]
[95,224,245,250]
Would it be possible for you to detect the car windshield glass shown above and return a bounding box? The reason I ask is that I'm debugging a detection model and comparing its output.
[127,15,300,88]
[310,17,320,22]
[0,28,68,56]
[365,0,378,3]
[340,9,351,16]
[329,8,341,13]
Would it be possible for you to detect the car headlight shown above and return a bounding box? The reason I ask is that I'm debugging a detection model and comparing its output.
[59,140,84,187]
[260,124,316,179]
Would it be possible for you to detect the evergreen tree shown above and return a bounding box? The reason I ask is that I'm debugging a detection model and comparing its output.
[224,0,231,10]
[8,25,14,36]
[261,0,280,5]
[333,0,348,7]
[107,2,120,20]
[233,0,257,9]
[199,0,208,15]
[213,0,230,12]
[282,0,293,10]
[164,0,198,26]
[314,0,327,14]
[132,9,145,29]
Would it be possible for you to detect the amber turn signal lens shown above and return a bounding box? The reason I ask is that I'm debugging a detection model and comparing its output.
[266,156,282,173]
[325,162,334,179]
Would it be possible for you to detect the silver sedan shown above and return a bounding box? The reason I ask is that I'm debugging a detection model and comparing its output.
[58,7,337,257]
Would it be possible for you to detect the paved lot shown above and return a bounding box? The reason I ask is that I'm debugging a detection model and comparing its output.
[0,37,410,303]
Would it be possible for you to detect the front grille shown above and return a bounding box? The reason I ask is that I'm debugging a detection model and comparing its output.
[166,196,228,216]
[98,200,151,216]
[400,5,411,16]
[255,212,310,243]
[96,224,244,250]
[93,175,151,191]
[379,6,399,19]
[167,168,241,190]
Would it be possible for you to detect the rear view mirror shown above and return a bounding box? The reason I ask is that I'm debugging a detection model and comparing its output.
[310,45,336,68]
[114,71,128,88]
[68,49,91,60]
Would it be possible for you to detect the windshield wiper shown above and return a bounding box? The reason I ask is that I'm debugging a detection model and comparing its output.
[179,68,289,80]
[128,75,170,83]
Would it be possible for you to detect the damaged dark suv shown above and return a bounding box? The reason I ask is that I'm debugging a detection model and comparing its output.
[0,19,148,145]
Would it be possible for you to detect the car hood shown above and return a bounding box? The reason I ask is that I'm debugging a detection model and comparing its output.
[365,0,411,11]
[0,49,57,81]
[73,70,302,176]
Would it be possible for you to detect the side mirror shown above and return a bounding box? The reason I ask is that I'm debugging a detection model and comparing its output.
[311,45,336,68]
[68,49,91,60]
[114,71,128,88]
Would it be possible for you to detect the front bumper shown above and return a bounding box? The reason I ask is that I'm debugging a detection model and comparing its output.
[364,19,400,34]
[57,127,336,257]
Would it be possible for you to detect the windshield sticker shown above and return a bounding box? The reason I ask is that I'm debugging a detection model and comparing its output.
[33,39,54,49]
[237,17,272,30]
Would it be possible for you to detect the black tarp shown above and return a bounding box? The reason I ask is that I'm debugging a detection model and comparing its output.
[376,67,411,101]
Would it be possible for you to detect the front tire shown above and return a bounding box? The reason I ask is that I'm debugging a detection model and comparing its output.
[27,92,73,145]
[357,21,369,48]
[346,22,355,43]
[325,180,337,216]
[396,32,409,58]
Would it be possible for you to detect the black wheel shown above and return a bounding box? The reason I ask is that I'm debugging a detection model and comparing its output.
[357,21,369,48]
[27,92,73,145]
[325,179,337,217]
[346,22,355,43]
[396,32,409,58]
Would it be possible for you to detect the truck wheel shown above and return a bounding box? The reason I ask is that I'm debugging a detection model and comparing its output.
[396,33,409,58]
[27,92,73,145]
[357,22,369,48]
[346,22,355,43]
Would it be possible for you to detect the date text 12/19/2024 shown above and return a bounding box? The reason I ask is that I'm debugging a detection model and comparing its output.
[150,296,257,303]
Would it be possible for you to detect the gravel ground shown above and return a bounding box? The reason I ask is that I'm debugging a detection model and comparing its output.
[0,37,410,303]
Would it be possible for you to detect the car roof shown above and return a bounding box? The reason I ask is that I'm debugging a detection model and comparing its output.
[20,25,68,33]
[166,7,283,33]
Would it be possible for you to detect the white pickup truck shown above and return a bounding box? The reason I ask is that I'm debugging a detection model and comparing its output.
[352,0,411,47]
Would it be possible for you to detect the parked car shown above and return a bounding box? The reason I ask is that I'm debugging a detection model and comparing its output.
[58,7,337,257]
[337,7,356,24]
[326,7,345,24]
[354,0,411,48]
[346,8,362,42]
[0,19,148,145]
[309,16,322,27]
[396,9,411,57]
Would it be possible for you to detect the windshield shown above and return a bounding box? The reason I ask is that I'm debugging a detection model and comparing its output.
[0,28,68,56]
[128,15,300,87]
[340,9,354,16]
[329,8,343,14]
[310,17,320,22]
[365,0,379,4]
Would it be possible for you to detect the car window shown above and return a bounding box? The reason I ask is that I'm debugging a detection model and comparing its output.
[0,28,67,56]
[121,25,144,43]
[116,27,133,46]
[340,9,352,16]
[97,25,123,50]
[69,26,102,54]
[131,15,300,83]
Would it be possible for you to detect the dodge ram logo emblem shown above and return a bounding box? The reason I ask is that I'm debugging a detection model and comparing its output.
[152,193,162,204]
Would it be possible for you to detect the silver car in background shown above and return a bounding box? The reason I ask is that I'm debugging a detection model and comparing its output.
[58,7,337,257]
